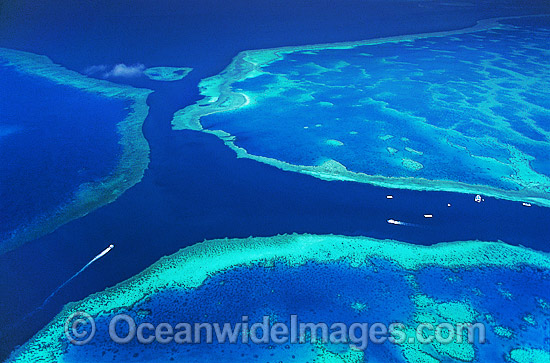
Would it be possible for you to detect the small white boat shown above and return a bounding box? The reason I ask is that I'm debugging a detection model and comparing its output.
[424,214,433,218]
[522,202,532,207]
[475,194,482,203]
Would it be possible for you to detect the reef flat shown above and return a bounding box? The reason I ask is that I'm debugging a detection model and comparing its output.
[0,48,153,254]
[143,66,193,81]
[172,15,550,207]
[9,234,550,362]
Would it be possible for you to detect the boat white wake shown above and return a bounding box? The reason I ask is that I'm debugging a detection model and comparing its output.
[25,244,115,319]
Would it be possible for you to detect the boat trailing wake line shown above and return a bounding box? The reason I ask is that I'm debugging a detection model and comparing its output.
[387,219,422,227]
[23,244,115,320]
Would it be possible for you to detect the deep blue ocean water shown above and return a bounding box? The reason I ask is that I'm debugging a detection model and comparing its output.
[0,63,128,241]
[1,0,549,360]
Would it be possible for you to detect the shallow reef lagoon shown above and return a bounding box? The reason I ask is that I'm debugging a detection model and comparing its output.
[9,235,550,362]
[174,15,550,207]
[1,1,550,362]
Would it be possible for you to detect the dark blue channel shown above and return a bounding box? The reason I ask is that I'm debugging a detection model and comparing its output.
[1,0,549,360]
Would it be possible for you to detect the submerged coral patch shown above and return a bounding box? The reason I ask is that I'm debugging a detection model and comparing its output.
[0,48,153,254]
[8,234,550,362]
[172,15,550,207]
[144,66,193,81]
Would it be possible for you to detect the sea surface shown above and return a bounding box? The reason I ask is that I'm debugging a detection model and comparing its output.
[54,262,550,362]
[0,61,128,243]
[200,16,550,194]
[10,235,550,362]
[1,0,549,360]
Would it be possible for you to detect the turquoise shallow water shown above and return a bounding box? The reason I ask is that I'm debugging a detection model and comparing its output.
[50,259,550,362]
[2,2,550,362]
[202,17,550,194]
[62,261,413,362]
